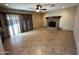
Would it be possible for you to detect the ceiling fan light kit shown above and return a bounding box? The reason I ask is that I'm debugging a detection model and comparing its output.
[36,4,47,12]
[36,9,40,12]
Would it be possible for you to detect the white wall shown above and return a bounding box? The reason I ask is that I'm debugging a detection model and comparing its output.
[44,6,77,31]
[74,5,79,54]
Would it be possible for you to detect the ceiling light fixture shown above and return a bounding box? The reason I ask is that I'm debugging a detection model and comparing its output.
[5,3,9,6]
[36,9,40,12]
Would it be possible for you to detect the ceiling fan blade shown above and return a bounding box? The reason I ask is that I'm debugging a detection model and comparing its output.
[41,9,47,10]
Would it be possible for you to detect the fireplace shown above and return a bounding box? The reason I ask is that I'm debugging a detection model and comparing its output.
[46,16,61,28]
[48,21,56,27]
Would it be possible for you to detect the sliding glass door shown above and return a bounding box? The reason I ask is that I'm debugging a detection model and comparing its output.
[6,14,21,36]
[6,14,33,37]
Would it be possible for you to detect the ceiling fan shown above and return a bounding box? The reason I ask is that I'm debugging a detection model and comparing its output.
[31,4,47,12]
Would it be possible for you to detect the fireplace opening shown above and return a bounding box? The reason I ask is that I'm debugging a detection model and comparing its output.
[48,21,56,27]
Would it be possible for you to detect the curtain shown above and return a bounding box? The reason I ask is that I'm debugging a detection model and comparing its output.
[21,14,33,31]
[6,14,21,36]
[6,14,33,37]
[0,13,9,44]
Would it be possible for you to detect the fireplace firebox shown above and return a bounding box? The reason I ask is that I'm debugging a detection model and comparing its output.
[48,21,56,27]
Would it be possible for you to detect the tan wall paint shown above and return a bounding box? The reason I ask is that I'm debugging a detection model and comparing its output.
[43,6,77,31]
[32,13,44,29]
[74,5,79,54]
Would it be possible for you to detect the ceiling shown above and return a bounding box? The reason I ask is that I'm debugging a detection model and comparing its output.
[0,3,78,13]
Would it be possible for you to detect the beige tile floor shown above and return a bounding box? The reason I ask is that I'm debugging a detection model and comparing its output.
[4,27,77,55]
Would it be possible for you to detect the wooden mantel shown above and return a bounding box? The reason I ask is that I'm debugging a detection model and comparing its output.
[46,16,61,19]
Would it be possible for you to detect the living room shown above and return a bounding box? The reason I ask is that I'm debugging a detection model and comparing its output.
[0,3,79,55]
